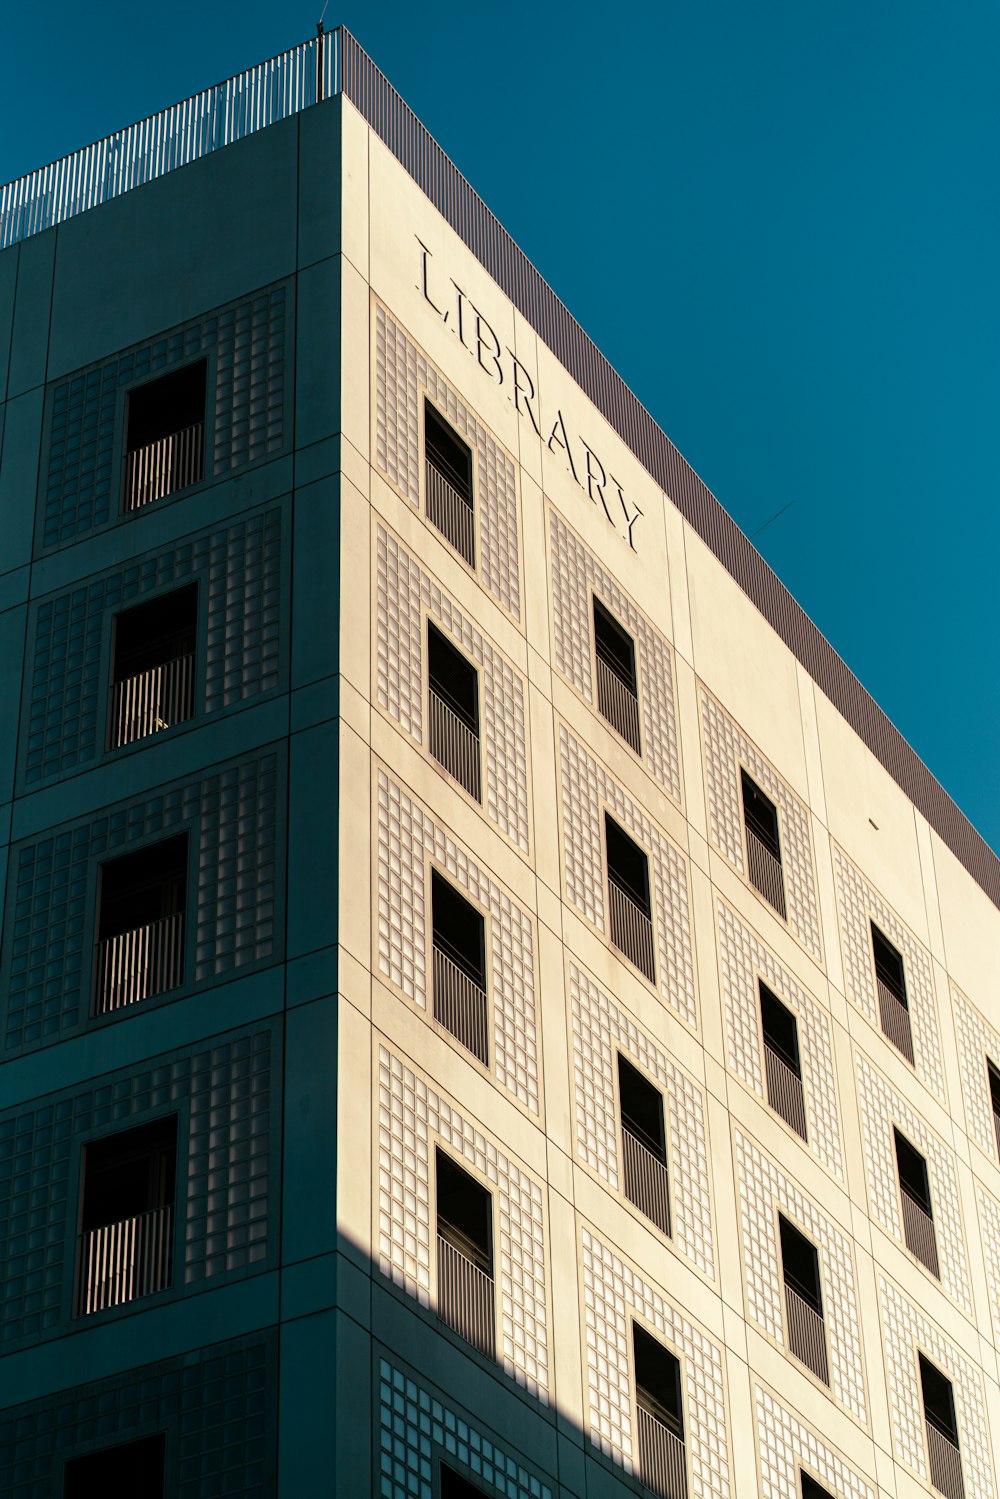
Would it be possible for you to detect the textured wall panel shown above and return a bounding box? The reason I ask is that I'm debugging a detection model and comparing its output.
[879,1274,994,1495]
[734,1131,866,1421]
[558,724,696,1026]
[581,1226,730,1498]
[753,1385,874,1499]
[569,962,714,1278]
[700,688,822,960]
[0,1026,274,1351]
[0,1333,275,1499]
[375,303,520,618]
[376,1043,548,1401]
[975,1183,1000,1350]
[716,899,843,1178]
[40,285,287,549]
[549,507,681,801]
[23,507,283,784]
[3,751,280,1051]
[952,985,1000,1161]
[834,845,945,1101]
[376,1356,553,1499]
[375,769,538,1114]
[854,1053,971,1312]
[375,523,530,851]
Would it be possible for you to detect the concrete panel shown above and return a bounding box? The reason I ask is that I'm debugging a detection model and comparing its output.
[48,119,299,376]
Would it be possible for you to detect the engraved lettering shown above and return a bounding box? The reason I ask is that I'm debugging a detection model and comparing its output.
[416,237,447,321]
[547,409,581,486]
[474,311,504,384]
[581,440,616,526]
[508,350,542,436]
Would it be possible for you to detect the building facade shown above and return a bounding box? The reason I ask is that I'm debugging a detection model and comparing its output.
[1,29,999,1499]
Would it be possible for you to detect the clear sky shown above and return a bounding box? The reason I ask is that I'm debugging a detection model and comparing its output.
[3,3,998,853]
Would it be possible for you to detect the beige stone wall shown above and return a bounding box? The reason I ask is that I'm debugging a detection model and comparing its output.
[336,93,1000,1499]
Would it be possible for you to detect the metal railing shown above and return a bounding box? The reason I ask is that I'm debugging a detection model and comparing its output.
[108,652,195,748]
[124,422,204,511]
[877,976,915,1065]
[608,879,656,983]
[1,35,339,249]
[437,1234,495,1360]
[429,687,481,801]
[426,462,476,567]
[636,1404,688,1499]
[621,1125,671,1236]
[764,1042,808,1140]
[94,912,185,1015]
[900,1189,940,1278]
[745,826,787,918]
[433,944,489,1064]
[78,1204,173,1315]
[784,1282,829,1384]
[926,1420,965,1499]
[596,656,641,754]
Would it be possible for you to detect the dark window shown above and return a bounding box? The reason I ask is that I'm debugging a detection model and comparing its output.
[618,1055,670,1235]
[594,598,641,753]
[871,923,914,1063]
[779,1215,822,1316]
[633,1324,683,1438]
[427,624,482,801]
[425,402,475,566]
[895,1129,932,1215]
[872,924,907,1006]
[436,1150,492,1273]
[78,1117,177,1314]
[619,1055,665,1160]
[741,770,786,917]
[800,1475,835,1499]
[919,1355,959,1444]
[94,834,188,1014]
[780,1215,829,1382]
[606,814,650,915]
[760,983,801,1077]
[988,1060,1000,1160]
[761,979,808,1139]
[436,1150,495,1360]
[65,1433,166,1499]
[109,584,198,748]
[431,871,489,1064]
[440,1465,487,1499]
[123,361,206,511]
[605,815,656,983]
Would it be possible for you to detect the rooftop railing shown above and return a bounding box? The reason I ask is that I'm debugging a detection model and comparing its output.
[1,33,340,250]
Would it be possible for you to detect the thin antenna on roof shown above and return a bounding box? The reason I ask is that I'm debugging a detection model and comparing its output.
[316,2,330,101]
[749,499,796,542]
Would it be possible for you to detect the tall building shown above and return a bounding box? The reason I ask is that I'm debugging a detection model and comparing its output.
[1,28,998,1499]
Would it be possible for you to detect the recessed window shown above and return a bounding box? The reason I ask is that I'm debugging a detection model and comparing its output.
[425,402,475,567]
[919,1354,964,1499]
[894,1128,940,1277]
[759,981,807,1140]
[427,623,481,801]
[778,1215,828,1383]
[440,1465,487,1499]
[65,1433,166,1499]
[431,870,488,1064]
[740,770,786,918]
[987,1058,1000,1160]
[123,360,206,512]
[605,813,655,983]
[436,1150,495,1360]
[108,584,198,749]
[95,834,188,1015]
[77,1116,177,1315]
[800,1474,835,1499]
[633,1323,687,1499]
[593,596,641,754]
[618,1055,670,1235]
[871,923,914,1064]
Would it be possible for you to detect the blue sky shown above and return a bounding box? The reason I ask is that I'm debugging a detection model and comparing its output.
[3,3,998,853]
